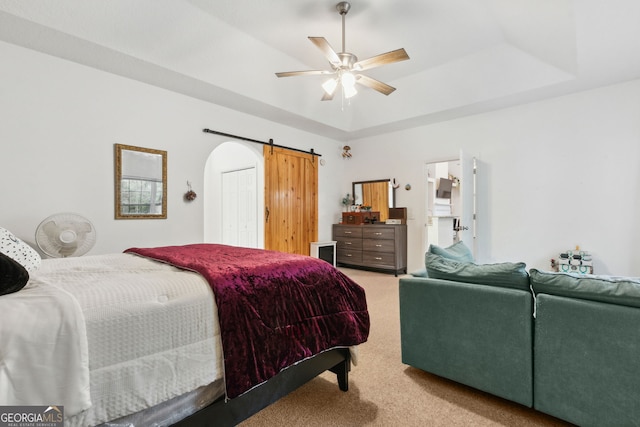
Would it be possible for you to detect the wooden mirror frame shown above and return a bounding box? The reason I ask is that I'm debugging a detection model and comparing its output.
[115,144,167,219]
[352,179,395,221]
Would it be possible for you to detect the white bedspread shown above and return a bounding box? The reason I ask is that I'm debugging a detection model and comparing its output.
[0,253,223,426]
[0,267,91,415]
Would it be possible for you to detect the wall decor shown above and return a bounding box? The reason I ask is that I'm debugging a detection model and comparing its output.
[114,144,167,219]
[342,145,352,158]
[184,181,197,202]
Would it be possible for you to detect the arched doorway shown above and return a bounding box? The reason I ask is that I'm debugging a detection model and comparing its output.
[203,141,264,248]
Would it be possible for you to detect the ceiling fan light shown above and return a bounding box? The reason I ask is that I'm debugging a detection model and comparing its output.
[322,78,338,95]
[343,83,357,99]
[340,72,356,89]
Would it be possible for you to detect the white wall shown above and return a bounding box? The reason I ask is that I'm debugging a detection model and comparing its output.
[3,40,639,276]
[0,41,345,255]
[346,79,640,276]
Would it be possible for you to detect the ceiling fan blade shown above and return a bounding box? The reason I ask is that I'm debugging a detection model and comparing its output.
[308,37,342,66]
[353,48,410,72]
[321,91,335,101]
[275,70,333,78]
[356,74,396,96]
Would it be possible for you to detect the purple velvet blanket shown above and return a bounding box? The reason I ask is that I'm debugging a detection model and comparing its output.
[125,244,370,399]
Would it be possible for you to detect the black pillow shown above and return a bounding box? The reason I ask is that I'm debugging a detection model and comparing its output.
[0,252,30,296]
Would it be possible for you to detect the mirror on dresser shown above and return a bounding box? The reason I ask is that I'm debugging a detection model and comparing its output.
[352,179,395,222]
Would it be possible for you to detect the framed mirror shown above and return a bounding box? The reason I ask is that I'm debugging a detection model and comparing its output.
[115,144,167,219]
[352,179,395,222]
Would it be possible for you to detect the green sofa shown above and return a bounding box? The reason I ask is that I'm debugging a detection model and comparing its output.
[399,244,640,427]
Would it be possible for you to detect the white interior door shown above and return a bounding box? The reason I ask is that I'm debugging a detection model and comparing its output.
[458,151,477,255]
[424,151,477,257]
[222,167,257,248]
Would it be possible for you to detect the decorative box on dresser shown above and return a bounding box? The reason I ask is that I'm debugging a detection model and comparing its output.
[332,223,407,276]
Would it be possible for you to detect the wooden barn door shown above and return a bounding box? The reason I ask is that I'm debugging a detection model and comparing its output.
[264,146,318,255]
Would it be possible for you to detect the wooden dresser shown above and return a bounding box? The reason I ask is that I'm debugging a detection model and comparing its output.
[332,224,407,276]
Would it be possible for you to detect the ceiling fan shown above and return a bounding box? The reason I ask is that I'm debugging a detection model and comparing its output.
[275,1,410,101]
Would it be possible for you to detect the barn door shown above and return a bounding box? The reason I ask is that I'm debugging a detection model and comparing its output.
[264,146,318,255]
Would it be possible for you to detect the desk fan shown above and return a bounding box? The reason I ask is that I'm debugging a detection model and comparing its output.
[35,213,96,258]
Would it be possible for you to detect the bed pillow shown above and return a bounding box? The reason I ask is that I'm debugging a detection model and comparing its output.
[0,227,41,272]
[530,269,640,309]
[428,241,474,263]
[0,252,30,296]
[426,252,530,291]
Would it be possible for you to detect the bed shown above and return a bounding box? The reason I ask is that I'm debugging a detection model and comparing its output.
[0,241,370,426]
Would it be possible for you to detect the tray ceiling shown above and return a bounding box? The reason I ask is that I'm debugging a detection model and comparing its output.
[1,0,639,141]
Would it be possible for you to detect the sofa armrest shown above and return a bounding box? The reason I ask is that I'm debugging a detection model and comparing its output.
[399,277,534,407]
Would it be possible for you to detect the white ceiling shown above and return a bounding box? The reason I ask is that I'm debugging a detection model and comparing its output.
[1,0,639,141]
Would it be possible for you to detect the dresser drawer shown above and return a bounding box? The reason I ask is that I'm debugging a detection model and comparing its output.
[362,251,396,267]
[363,239,395,253]
[334,226,363,238]
[363,227,394,240]
[337,250,363,264]
[336,239,363,251]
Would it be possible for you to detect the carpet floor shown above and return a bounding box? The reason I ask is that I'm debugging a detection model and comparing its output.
[240,268,573,426]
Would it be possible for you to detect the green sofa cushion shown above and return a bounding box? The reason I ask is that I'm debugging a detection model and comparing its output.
[426,253,530,291]
[530,269,640,309]
[428,240,474,262]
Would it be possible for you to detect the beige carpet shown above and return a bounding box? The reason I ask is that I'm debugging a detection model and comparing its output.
[240,268,572,426]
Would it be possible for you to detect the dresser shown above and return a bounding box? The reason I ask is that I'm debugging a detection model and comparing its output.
[332,224,407,276]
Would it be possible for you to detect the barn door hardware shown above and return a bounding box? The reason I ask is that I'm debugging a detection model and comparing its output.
[202,129,321,158]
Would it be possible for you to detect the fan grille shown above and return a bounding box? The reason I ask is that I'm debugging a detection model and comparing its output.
[35,213,96,258]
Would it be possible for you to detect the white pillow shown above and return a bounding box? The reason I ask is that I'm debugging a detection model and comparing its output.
[0,227,42,272]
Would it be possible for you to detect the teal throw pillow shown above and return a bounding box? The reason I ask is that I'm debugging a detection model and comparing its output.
[410,268,428,278]
[428,241,474,263]
[425,252,530,291]
[530,269,640,309]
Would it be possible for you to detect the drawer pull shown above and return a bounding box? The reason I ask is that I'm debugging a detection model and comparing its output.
[346,254,353,257]
[375,257,383,260]
[345,242,352,245]
[375,244,382,247]
[344,231,352,234]
[375,232,382,235]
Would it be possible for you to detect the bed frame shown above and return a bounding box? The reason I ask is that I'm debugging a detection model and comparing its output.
[173,347,351,427]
